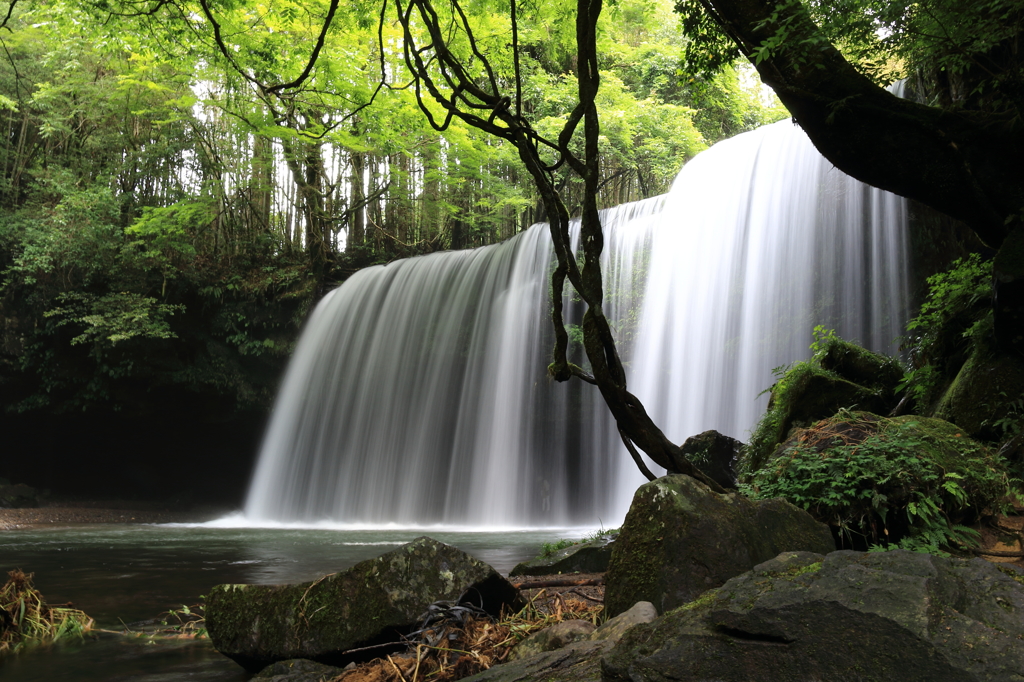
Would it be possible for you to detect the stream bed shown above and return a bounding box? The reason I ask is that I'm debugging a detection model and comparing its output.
[0,521,583,681]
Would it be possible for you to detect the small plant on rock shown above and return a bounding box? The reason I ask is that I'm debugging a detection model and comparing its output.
[747,411,1016,554]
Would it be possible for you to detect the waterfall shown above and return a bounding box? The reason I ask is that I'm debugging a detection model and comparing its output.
[243,119,909,528]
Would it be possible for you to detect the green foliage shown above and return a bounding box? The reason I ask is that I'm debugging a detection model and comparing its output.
[540,528,619,556]
[1,569,93,655]
[900,254,993,411]
[748,411,1014,554]
[808,324,838,359]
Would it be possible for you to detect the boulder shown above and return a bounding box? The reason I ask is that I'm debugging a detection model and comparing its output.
[679,430,740,489]
[509,533,616,576]
[587,601,656,642]
[817,336,904,393]
[603,475,834,617]
[463,602,656,682]
[509,620,596,660]
[603,549,1024,682]
[749,411,1008,549]
[252,659,347,681]
[206,536,523,672]
[743,362,894,473]
[936,343,1024,440]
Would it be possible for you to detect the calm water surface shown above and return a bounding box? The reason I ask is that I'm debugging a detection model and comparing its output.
[0,521,585,681]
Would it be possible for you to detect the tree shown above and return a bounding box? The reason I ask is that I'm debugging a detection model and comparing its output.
[386,0,728,489]
[678,0,1024,349]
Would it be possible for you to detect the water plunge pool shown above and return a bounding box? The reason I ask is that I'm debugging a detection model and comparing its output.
[0,521,584,681]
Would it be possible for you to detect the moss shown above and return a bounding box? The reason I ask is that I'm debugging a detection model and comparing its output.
[935,341,1024,441]
[749,411,1012,550]
[742,362,886,475]
[817,337,904,392]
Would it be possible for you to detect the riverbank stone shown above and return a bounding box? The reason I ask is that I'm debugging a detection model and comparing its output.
[602,549,1024,682]
[603,475,834,617]
[206,536,523,672]
[509,532,616,576]
[463,601,657,682]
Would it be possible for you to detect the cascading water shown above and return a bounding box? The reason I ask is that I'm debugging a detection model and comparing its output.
[244,118,909,528]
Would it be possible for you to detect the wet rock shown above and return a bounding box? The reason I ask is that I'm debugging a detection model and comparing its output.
[465,640,608,682]
[509,620,595,660]
[206,536,523,673]
[252,658,346,681]
[588,601,656,642]
[603,475,834,617]
[463,602,655,682]
[603,549,1024,682]
[680,430,741,489]
[510,533,616,576]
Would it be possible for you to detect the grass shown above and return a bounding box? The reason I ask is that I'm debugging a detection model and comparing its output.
[540,528,618,557]
[0,569,94,655]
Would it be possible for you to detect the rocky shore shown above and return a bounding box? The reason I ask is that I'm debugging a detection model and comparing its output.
[0,500,227,529]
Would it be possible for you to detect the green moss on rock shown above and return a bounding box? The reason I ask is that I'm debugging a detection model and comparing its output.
[743,362,892,474]
[206,537,523,673]
[936,341,1024,441]
[603,475,833,618]
[602,550,1024,682]
[750,411,1012,550]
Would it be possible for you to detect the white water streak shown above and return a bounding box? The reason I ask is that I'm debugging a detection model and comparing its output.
[244,119,909,527]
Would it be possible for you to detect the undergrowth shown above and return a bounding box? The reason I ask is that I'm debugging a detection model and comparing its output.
[746,410,1017,554]
[321,591,601,682]
[900,253,993,411]
[0,569,94,654]
[540,528,618,557]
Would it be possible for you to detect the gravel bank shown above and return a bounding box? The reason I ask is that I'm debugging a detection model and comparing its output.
[0,502,227,529]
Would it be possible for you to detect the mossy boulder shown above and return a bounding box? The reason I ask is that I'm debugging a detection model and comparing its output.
[935,343,1024,440]
[509,533,616,576]
[751,411,1011,550]
[680,430,741,489]
[205,536,523,673]
[602,475,834,618]
[817,336,905,393]
[602,550,1024,682]
[743,361,895,474]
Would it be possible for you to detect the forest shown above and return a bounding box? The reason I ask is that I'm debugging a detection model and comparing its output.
[0,0,784,500]
[0,0,1021,505]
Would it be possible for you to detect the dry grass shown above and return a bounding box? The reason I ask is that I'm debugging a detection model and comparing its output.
[0,569,94,654]
[328,591,603,682]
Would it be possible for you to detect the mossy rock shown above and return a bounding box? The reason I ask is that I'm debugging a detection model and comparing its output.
[680,430,740,489]
[817,336,904,393]
[509,532,617,576]
[205,536,523,672]
[602,550,1024,682]
[751,411,1010,549]
[742,362,893,474]
[602,475,833,618]
[935,342,1024,441]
